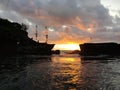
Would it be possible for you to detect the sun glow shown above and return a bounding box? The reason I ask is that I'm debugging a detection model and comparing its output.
[53,44,80,50]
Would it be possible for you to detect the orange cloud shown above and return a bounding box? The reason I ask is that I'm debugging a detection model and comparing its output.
[17,1,106,44]
[29,13,98,44]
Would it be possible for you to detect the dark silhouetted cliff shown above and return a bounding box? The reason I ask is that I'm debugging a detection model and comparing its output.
[0,18,54,55]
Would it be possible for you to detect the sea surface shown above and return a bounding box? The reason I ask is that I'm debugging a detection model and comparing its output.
[0,54,120,90]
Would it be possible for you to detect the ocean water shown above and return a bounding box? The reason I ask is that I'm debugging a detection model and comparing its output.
[0,54,120,90]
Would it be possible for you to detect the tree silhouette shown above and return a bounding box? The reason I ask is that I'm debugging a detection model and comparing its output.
[21,23,28,31]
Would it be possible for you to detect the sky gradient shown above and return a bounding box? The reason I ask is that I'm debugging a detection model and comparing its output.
[0,0,120,44]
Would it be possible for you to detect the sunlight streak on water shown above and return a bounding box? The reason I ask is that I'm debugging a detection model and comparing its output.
[51,56,82,89]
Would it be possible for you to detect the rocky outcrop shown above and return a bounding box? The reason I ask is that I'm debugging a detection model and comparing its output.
[80,43,120,56]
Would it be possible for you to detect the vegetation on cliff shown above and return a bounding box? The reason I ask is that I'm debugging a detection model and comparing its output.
[0,18,29,46]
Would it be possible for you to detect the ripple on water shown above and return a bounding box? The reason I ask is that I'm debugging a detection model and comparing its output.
[0,55,120,90]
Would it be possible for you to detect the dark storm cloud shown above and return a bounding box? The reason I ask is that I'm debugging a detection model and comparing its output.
[45,0,112,25]
[0,0,120,43]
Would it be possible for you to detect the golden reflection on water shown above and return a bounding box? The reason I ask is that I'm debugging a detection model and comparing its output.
[51,55,82,89]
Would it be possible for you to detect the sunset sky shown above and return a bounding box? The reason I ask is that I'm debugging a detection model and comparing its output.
[0,0,120,45]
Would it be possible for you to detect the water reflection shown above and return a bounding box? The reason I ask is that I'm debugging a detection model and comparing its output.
[80,56,120,90]
[51,56,82,89]
[0,55,120,90]
[0,56,52,90]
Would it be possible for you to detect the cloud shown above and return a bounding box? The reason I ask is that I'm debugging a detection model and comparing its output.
[0,0,120,44]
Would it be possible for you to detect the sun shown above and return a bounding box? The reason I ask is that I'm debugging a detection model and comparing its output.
[53,44,80,50]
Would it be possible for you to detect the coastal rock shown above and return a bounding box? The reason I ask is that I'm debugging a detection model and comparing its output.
[79,43,120,56]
